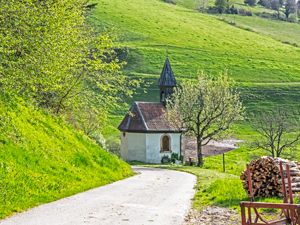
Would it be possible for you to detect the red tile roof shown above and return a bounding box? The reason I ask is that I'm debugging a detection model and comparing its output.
[118,102,179,132]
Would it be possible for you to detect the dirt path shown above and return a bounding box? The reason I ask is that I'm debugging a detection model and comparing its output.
[183,207,241,225]
[0,167,196,225]
[184,137,244,159]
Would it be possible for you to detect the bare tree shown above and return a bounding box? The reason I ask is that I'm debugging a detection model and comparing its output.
[199,0,208,13]
[252,108,300,158]
[166,70,244,167]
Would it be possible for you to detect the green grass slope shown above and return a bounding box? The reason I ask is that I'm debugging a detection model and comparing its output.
[0,99,133,219]
[89,0,300,138]
[90,0,300,82]
[217,14,300,47]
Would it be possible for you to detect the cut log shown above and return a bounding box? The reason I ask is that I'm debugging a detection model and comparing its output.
[240,156,300,197]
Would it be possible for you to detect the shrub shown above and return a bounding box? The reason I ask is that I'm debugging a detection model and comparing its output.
[162,0,175,4]
[207,6,220,14]
[287,13,297,22]
[246,10,253,16]
[171,153,179,163]
[106,138,121,157]
[89,132,106,149]
[237,7,245,15]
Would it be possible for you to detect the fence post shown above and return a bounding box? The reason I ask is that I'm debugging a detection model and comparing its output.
[223,153,225,172]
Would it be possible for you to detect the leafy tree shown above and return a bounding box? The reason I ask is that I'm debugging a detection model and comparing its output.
[258,0,271,8]
[251,108,300,158]
[244,0,257,7]
[284,0,296,18]
[106,138,121,157]
[0,0,138,135]
[215,0,228,13]
[270,0,283,18]
[297,0,300,16]
[166,70,244,167]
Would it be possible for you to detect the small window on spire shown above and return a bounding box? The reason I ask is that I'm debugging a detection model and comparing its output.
[161,92,165,101]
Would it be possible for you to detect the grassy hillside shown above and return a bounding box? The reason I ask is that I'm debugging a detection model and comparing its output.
[90,0,300,81]
[172,0,285,15]
[89,0,300,139]
[0,99,133,219]
[216,14,300,47]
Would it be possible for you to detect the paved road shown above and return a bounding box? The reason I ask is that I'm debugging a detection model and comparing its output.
[0,167,196,225]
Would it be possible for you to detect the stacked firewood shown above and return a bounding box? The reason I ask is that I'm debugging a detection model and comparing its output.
[240,156,300,197]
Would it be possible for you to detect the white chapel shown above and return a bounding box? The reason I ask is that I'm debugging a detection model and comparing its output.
[118,58,183,163]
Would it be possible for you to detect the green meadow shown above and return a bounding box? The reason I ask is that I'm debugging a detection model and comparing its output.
[89,0,300,81]
[217,14,300,47]
[89,0,300,139]
[0,99,133,218]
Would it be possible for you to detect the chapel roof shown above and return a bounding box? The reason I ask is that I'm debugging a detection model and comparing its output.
[118,102,180,133]
[157,58,177,87]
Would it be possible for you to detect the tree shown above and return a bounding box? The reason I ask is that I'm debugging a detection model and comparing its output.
[284,0,296,18]
[166,70,244,167]
[0,0,138,136]
[199,0,209,13]
[297,0,300,16]
[270,0,283,18]
[215,0,228,13]
[252,108,300,158]
[244,0,257,7]
[66,103,106,136]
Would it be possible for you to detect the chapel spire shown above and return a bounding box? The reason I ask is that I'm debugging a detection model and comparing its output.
[158,57,177,106]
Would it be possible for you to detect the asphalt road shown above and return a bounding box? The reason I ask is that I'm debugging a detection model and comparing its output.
[0,167,196,225]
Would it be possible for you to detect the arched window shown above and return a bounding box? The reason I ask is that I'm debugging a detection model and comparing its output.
[162,135,169,151]
[160,134,172,153]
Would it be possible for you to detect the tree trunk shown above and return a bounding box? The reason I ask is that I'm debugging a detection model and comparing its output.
[197,137,203,167]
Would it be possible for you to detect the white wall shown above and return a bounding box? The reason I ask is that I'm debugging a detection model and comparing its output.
[146,133,181,163]
[120,132,181,163]
[120,132,129,161]
[121,132,146,162]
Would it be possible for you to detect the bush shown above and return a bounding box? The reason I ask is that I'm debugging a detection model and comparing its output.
[230,5,238,14]
[162,0,175,4]
[89,132,106,149]
[237,7,245,15]
[171,153,179,163]
[106,138,121,157]
[246,10,253,16]
[207,6,220,14]
[237,7,253,16]
[287,13,297,22]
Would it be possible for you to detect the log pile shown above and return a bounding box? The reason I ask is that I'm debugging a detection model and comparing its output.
[240,156,300,197]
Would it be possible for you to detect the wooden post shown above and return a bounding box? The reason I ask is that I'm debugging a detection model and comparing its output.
[223,153,225,172]
[240,202,246,225]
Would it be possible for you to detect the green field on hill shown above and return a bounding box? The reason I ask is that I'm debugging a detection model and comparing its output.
[89,0,300,82]
[0,99,133,219]
[216,14,300,47]
[89,0,300,140]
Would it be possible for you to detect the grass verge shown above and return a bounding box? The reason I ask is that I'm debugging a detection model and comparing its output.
[129,159,285,217]
[0,99,134,219]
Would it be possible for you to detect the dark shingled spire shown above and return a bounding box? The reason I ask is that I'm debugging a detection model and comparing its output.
[157,58,177,105]
[157,58,177,87]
